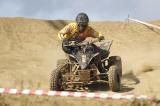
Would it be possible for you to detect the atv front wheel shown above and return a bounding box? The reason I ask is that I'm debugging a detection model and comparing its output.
[108,65,121,92]
[50,68,63,91]
[109,56,122,77]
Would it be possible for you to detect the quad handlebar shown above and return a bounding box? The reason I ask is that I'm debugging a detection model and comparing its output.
[65,38,100,47]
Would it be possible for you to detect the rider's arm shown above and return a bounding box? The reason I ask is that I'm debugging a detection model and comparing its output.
[89,27,105,42]
[58,23,74,41]
[89,27,103,38]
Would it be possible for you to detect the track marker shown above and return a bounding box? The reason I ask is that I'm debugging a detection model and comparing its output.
[0,88,154,101]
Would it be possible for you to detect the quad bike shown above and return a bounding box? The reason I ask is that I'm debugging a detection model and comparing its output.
[50,38,122,92]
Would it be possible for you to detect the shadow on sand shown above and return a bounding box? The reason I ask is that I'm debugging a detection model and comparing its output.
[122,71,140,85]
[87,71,140,92]
[88,82,135,93]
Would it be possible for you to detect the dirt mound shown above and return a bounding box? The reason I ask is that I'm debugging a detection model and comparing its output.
[0,17,160,105]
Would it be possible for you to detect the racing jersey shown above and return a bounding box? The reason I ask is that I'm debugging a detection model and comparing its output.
[58,22,101,42]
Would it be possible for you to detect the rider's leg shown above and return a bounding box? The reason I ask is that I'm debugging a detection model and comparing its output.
[94,45,108,73]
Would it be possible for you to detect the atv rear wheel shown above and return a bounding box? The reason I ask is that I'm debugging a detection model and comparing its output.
[108,65,121,92]
[50,68,63,91]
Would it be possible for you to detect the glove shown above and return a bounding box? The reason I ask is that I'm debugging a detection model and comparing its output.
[98,36,105,41]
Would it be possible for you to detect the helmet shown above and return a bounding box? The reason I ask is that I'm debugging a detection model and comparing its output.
[76,13,89,33]
[76,12,89,24]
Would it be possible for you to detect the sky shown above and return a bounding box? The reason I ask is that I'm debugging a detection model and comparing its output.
[0,0,159,21]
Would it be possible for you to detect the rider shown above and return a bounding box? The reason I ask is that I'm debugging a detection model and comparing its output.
[57,12,107,73]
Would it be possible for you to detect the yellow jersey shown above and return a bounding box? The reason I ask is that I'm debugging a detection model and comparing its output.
[58,22,101,42]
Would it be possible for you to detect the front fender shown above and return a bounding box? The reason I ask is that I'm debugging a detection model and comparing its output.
[88,53,100,64]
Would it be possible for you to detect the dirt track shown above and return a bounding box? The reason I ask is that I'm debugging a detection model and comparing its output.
[0,17,160,105]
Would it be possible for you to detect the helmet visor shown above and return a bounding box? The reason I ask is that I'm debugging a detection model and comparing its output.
[78,22,88,33]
